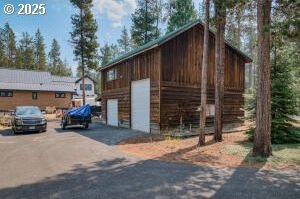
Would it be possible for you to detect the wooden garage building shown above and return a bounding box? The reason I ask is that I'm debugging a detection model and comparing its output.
[100,20,252,133]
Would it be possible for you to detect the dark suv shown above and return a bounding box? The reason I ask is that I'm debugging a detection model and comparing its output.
[12,106,47,133]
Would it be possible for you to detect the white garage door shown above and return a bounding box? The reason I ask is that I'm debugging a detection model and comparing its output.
[131,79,150,132]
[107,99,118,126]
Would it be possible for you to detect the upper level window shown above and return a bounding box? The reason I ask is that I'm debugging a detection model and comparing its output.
[0,90,13,97]
[106,68,118,81]
[80,84,92,91]
[55,93,65,98]
[32,92,38,100]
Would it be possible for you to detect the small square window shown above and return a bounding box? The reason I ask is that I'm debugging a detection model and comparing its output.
[106,68,118,81]
[55,93,66,98]
[32,92,38,100]
[0,90,13,97]
[80,84,92,91]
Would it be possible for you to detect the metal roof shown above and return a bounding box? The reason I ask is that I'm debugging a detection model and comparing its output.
[0,68,51,83]
[100,19,252,70]
[51,75,77,83]
[0,68,76,92]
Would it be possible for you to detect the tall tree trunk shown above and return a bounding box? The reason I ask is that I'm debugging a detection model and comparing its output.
[253,0,272,157]
[249,63,252,91]
[236,9,241,49]
[198,0,210,146]
[80,8,86,106]
[155,0,161,36]
[145,0,148,43]
[214,0,226,142]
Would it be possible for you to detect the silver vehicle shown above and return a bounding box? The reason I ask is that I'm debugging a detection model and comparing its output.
[12,106,47,134]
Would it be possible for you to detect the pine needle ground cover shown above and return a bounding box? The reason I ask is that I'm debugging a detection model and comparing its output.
[119,131,300,170]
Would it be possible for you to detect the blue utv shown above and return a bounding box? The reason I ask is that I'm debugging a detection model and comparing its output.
[61,105,92,130]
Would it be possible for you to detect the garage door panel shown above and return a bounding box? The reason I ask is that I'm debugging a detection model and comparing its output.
[131,79,150,132]
[107,99,118,126]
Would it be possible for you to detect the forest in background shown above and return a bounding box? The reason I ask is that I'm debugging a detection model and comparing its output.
[0,0,298,149]
[0,24,72,76]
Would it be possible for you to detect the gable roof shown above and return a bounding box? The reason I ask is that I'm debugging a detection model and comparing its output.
[0,68,76,92]
[100,19,252,71]
[75,75,96,84]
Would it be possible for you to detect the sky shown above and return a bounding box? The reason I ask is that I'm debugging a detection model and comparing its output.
[0,0,200,75]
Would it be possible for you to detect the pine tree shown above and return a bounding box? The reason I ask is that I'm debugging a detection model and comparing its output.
[198,0,210,146]
[118,26,131,54]
[48,39,66,75]
[70,0,99,105]
[63,58,73,76]
[19,32,35,69]
[131,0,160,46]
[269,0,299,144]
[15,48,23,69]
[198,0,205,20]
[110,44,119,59]
[271,43,299,143]
[3,23,17,67]
[100,44,113,66]
[246,0,299,144]
[213,0,227,142]
[253,0,272,157]
[34,29,47,70]
[167,0,197,32]
[0,28,7,66]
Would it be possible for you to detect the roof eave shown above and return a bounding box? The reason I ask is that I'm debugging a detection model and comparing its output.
[99,20,253,71]
[99,44,159,71]
[99,22,199,71]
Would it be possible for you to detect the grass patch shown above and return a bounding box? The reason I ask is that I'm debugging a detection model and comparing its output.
[225,143,300,168]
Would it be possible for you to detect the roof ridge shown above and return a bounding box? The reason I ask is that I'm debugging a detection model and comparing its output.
[100,18,252,70]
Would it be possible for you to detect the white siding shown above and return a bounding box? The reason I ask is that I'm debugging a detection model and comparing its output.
[73,77,97,105]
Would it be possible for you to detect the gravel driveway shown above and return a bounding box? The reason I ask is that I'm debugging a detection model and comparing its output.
[0,121,298,199]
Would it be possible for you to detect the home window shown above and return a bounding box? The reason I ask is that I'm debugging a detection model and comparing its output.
[80,84,92,91]
[106,68,118,81]
[0,90,13,97]
[55,93,66,98]
[32,92,38,100]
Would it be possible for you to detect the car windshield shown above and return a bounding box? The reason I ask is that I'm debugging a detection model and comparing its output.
[16,107,41,116]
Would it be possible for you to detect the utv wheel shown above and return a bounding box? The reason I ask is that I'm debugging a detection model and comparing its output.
[84,123,89,129]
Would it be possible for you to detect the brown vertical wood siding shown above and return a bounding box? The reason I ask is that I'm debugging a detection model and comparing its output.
[101,49,161,129]
[101,23,248,133]
[160,25,246,130]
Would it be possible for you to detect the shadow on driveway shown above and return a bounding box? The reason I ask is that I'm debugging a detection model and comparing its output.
[54,121,147,146]
[0,157,298,199]
[1,122,298,199]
